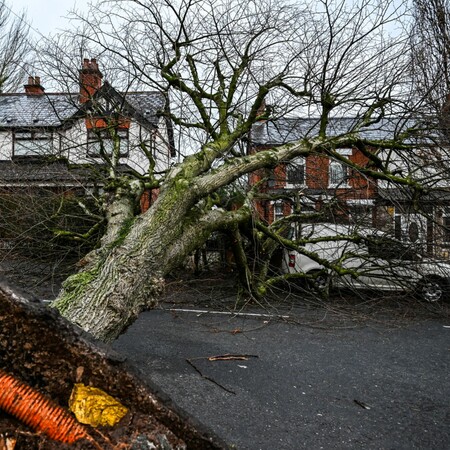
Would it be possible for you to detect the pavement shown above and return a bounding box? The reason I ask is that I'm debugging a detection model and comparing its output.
[112,286,450,450]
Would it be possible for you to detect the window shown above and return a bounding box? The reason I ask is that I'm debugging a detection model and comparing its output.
[286,157,305,187]
[329,161,348,187]
[273,201,292,222]
[13,130,53,156]
[274,203,285,221]
[328,149,351,188]
[87,129,129,157]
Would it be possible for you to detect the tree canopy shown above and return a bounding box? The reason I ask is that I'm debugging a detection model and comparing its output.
[14,0,447,341]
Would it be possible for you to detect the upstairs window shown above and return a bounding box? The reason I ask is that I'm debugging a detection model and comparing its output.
[286,157,306,187]
[329,149,351,188]
[329,161,349,187]
[13,130,53,157]
[274,202,285,221]
[87,129,129,157]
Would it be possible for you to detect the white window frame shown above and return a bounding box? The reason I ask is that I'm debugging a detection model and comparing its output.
[272,201,292,222]
[87,128,129,157]
[13,130,53,157]
[328,149,351,188]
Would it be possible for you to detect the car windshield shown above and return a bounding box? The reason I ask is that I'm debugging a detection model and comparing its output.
[365,235,420,261]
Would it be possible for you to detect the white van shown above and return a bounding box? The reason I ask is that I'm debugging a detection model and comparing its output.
[281,223,450,302]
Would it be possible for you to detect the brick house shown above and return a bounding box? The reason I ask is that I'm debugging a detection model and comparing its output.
[248,117,381,223]
[248,116,450,257]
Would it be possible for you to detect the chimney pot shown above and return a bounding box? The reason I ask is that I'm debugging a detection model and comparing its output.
[24,75,45,95]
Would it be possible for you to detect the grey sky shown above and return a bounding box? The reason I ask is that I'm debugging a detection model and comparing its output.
[8,0,85,37]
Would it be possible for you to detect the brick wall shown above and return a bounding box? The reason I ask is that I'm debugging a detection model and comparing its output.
[249,144,378,223]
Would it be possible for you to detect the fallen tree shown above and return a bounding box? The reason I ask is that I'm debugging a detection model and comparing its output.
[32,0,442,341]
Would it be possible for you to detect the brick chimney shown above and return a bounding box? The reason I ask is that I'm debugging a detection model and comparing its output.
[79,58,103,103]
[24,76,45,95]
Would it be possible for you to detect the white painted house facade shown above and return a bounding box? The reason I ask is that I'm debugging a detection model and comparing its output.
[0,59,175,189]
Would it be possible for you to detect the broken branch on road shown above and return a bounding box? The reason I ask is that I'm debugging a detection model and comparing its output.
[207,354,259,362]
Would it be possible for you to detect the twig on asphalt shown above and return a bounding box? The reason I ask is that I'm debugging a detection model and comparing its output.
[186,358,236,395]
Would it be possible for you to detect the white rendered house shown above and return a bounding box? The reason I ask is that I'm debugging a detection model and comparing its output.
[0,59,175,192]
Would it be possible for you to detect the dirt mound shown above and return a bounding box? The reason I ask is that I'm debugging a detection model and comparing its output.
[0,280,227,449]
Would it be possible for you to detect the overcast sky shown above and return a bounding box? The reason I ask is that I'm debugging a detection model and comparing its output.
[9,0,84,37]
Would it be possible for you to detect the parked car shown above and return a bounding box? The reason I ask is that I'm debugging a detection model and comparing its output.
[281,223,450,302]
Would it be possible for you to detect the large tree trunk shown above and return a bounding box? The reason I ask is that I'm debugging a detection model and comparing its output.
[53,171,250,342]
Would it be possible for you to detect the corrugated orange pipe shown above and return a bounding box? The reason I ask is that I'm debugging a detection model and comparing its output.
[0,368,91,445]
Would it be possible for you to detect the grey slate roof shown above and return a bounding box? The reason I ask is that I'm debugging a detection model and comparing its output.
[378,187,450,203]
[125,92,166,127]
[250,117,415,146]
[0,94,79,128]
[97,82,167,128]
[0,84,167,130]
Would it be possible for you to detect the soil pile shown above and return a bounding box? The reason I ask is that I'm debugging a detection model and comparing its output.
[0,281,227,449]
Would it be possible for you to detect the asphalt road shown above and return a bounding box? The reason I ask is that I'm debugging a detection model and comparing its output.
[113,305,450,450]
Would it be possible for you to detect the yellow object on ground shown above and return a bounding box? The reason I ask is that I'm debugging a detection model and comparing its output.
[69,383,128,427]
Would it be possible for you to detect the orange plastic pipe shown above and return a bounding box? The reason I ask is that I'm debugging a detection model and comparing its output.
[0,368,88,444]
